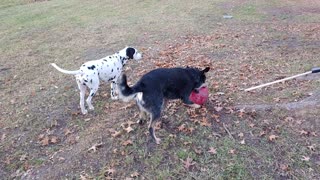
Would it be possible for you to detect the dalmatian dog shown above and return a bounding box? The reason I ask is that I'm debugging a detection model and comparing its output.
[51,47,142,114]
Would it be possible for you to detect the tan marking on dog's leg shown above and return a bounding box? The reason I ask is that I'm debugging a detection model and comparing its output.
[148,116,161,144]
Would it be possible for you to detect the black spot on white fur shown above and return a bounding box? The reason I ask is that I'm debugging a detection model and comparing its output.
[88,65,95,70]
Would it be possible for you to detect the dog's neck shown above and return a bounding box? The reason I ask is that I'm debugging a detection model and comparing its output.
[117,49,130,66]
[119,56,129,66]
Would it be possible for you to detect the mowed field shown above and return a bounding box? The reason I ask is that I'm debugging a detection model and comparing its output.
[1,0,320,179]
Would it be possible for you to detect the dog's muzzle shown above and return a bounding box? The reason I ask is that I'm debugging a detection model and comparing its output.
[195,83,207,91]
[134,53,142,60]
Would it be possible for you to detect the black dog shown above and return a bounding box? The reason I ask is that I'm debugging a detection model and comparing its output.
[117,67,210,144]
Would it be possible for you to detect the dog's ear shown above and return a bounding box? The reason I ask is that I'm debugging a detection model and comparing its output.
[202,67,210,73]
[126,47,135,59]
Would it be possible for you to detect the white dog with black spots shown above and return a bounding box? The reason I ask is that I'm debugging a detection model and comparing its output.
[51,47,142,114]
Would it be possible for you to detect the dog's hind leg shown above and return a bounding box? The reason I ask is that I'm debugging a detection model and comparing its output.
[148,110,161,144]
[85,76,100,110]
[136,92,147,124]
[76,78,88,114]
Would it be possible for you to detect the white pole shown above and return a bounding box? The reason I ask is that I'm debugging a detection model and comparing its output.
[245,71,312,92]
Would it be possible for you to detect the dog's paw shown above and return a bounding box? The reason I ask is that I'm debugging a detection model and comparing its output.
[88,106,94,110]
[111,96,119,100]
[193,104,201,109]
[155,137,161,145]
[187,104,201,109]
[82,109,88,114]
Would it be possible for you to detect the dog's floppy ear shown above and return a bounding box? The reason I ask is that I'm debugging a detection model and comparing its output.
[126,47,135,59]
[202,67,210,73]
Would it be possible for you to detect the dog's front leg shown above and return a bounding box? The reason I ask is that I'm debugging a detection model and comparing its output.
[110,82,119,100]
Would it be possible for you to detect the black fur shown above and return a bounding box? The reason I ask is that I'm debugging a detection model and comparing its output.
[118,67,210,144]
[87,65,95,70]
[126,47,136,59]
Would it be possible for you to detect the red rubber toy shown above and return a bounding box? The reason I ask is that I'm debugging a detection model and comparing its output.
[189,87,209,105]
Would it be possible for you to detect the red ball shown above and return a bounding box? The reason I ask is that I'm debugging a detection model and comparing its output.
[189,87,209,105]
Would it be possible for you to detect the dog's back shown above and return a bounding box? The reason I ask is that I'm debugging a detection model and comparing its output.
[119,67,207,101]
[137,68,197,99]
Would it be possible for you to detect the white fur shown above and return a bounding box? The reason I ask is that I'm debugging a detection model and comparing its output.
[51,47,142,114]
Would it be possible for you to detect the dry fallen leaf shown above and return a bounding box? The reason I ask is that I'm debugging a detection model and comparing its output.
[229,149,236,154]
[124,126,134,133]
[307,144,316,151]
[106,168,116,175]
[178,124,186,132]
[211,114,220,120]
[280,164,289,171]
[80,173,91,180]
[188,127,195,133]
[20,154,28,161]
[38,134,45,140]
[122,140,133,146]
[259,131,266,137]
[194,148,202,155]
[301,156,310,162]
[268,135,278,141]
[200,118,211,127]
[1,133,6,141]
[299,130,309,136]
[64,128,72,136]
[111,131,122,138]
[127,120,135,126]
[284,117,294,122]
[50,136,58,144]
[41,136,49,146]
[238,132,244,138]
[130,171,140,178]
[240,139,245,145]
[208,147,217,155]
[238,108,245,118]
[273,97,281,102]
[214,106,223,112]
[181,157,196,169]
[88,143,103,152]
[249,123,255,128]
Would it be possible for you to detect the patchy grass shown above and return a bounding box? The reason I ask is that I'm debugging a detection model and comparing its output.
[1,0,320,179]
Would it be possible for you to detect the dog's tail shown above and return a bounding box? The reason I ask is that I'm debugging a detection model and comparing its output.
[51,63,81,75]
[118,74,144,102]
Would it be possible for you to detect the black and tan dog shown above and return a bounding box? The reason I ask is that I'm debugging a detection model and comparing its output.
[117,67,210,144]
